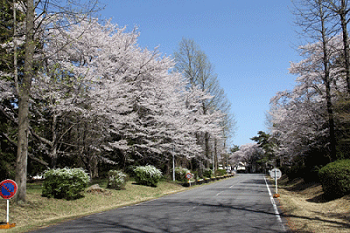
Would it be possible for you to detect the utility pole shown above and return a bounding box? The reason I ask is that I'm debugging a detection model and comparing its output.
[212,152,215,176]
[173,145,175,181]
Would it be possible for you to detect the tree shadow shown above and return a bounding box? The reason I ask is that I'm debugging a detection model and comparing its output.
[131,182,157,188]
[283,179,319,192]
[280,211,350,231]
[311,210,350,222]
[242,179,266,185]
[306,193,329,203]
[306,191,350,203]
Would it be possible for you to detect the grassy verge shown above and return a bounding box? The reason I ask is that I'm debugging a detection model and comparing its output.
[0,179,187,233]
[278,176,350,233]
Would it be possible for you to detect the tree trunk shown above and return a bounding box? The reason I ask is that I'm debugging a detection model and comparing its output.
[325,77,337,160]
[50,114,58,168]
[91,155,99,178]
[320,5,337,161]
[15,94,29,203]
[15,0,35,203]
[214,138,218,171]
[339,0,350,93]
[204,132,210,168]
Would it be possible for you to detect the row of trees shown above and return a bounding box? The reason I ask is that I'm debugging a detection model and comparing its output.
[229,131,274,173]
[0,0,234,202]
[268,0,350,179]
[229,0,350,179]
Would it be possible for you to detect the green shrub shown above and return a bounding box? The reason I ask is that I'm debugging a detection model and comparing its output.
[192,171,198,180]
[107,170,127,190]
[215,169,227,177]
[285,164,321,182]
[133,165,162,187]
[203,169,212,178]
[175,167,190,182]
[284,163,305,180]
[42,167,90,200]
[319,159,350,198]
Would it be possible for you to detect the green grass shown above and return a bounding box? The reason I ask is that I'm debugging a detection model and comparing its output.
[0,179,186,233]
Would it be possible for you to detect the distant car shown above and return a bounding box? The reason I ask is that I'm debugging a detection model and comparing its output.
[236,162,246,173]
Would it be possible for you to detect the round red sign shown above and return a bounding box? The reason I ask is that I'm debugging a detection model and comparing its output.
[0,179,18,199]
[185,173,193,179]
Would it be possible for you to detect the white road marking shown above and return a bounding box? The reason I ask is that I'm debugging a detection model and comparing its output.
[264,176,287,232]
[216,191,224,196]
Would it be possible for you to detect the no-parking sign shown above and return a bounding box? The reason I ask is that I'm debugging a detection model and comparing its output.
[0,180,18,199]
[185,173,193,180]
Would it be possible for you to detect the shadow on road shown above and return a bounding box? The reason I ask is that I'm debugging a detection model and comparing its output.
[70,199,285,233]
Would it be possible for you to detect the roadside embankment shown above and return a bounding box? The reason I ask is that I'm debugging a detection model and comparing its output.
[278,176,350,233]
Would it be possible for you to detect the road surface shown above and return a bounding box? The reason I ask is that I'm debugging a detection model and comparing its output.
[30,174,288,232]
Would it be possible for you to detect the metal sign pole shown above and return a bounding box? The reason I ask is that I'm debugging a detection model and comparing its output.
[7,199,9,223]
[172,145,175,182]
[0,179,17,229]
[275,170,278,194]
[172,153,175,182]
[270,168,281,198]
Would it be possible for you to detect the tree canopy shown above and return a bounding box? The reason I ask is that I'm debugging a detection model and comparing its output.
[0,3,235,202]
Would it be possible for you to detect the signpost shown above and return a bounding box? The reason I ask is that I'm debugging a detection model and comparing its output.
[269,168,282,197]
[186,173,193,187]
[0,179,17,229]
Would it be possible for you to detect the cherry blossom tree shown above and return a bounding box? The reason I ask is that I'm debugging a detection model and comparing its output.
[269,34,347,168]
[1,1,233,202]
[229,143,263,172]
[48,19,222,172]
[0,0,100,202]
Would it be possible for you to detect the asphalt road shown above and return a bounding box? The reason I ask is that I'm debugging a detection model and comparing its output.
[30,174,288,233]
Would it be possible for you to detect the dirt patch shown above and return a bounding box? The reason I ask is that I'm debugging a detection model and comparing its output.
[278,176,350,233]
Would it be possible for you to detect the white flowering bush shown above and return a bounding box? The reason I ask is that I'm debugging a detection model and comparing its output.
[42,168,90,200]
[107,170,127,190]
[175,167,191,182]
[133,165,162,187]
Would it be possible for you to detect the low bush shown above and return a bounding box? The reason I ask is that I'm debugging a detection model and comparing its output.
[107,170,127,190]
[319,159,350,198]
[175,167,191,182]
[42,167,90,200]
[203,169,212,178]
[215,169,227,177]
[133,165,162,187]
[284,163,305,180]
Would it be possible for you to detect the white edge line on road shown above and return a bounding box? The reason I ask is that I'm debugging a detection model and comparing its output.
[264,176,287,232]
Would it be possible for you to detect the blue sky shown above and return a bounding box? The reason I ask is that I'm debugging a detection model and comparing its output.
[98,0,300,147]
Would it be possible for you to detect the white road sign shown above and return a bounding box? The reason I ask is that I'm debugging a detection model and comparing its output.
[270,168,282,180]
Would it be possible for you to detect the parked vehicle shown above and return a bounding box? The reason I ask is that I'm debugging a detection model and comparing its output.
[236,162,246,173]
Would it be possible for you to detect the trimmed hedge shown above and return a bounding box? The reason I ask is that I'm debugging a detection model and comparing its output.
[133,165,162,187]
[107,170,127,190]
[319,159,350,198]
[42,168,90,200]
